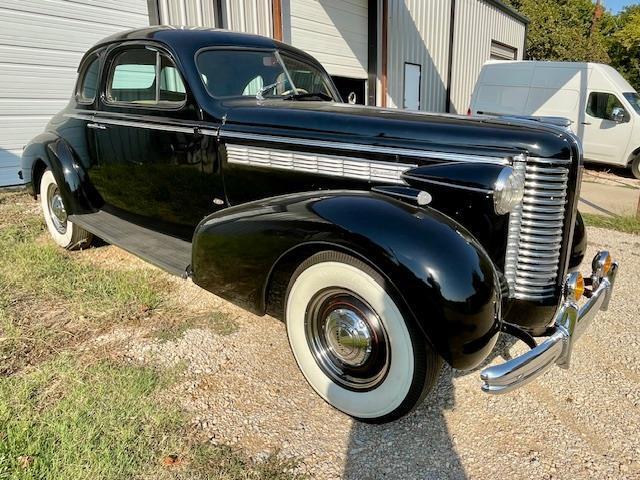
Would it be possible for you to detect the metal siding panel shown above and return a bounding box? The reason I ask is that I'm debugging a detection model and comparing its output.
[289,0,368,79]
[386,0,452,112]
[224,0,272,36]
[0,0,149,187]
[159,0,219,26]
[450,0,526,113]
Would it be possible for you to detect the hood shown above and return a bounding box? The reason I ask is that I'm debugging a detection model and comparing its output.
[216,98,575,161]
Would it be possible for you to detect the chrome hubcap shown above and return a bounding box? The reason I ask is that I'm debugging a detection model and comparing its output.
[47,184,67,234]
[305,290,390,391]
[324,309,372,367]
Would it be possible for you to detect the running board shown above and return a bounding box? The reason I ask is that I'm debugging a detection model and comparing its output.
[69,210,192,277]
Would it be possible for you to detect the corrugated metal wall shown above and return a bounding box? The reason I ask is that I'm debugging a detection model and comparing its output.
[224,0,272,36]
[288,0,368,80]
[158,0,221,26]
[385,0,452,111]
[450,0,526,113]
[0,0,149,187]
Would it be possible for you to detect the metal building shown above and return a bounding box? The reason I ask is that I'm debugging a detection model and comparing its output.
[0,0,527,187]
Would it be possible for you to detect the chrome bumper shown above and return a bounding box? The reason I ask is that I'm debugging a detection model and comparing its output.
[481,251,619,394]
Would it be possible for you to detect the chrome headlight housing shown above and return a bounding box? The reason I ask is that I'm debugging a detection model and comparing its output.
[493,166,525,215]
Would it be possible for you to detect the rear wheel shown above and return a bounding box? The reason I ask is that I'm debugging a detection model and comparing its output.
[285,251,441,423]
[631,155,640,180]
[40,169,92,250]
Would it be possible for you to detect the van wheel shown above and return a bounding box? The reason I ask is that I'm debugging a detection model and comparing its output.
[631,155,640,180]
[285,251,442,423]
[40,170,92,250]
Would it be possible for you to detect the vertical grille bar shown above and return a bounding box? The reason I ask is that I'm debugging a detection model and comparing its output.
[505,155,570,301]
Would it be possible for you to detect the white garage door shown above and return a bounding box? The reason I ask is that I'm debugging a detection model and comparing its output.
[0,0,150,187]
[289,0,368,80]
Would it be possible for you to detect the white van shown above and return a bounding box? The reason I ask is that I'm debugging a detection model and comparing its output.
[470,61,640,178]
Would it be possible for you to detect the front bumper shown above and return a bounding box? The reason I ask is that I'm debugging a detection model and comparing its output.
[480,251,618,394]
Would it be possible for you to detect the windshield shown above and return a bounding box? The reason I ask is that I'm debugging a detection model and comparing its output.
[623,92,640,115]
[196,49,337,101]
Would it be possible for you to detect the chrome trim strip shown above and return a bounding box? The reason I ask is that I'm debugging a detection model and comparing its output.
[225,143,415,185]
[63,112,219,136]
[401,174,493,194]
[102,117,196,134]
[65,113,93,121]
[221,130,511,165]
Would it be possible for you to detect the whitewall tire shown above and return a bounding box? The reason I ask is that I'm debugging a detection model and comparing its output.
[285,251,441,423]
[40,169,92,250]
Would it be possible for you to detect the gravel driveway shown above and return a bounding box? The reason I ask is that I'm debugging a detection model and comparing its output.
[94,226,640,480]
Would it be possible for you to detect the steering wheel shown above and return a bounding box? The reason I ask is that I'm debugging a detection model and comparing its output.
[282,88,308,96]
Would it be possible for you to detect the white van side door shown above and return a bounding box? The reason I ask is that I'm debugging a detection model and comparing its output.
[581,91,633,166]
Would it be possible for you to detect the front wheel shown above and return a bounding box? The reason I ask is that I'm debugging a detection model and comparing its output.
[285,251,442,423]
[40,169,92,250]
[631,155,640,180]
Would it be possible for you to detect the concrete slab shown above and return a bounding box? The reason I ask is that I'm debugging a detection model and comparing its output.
[579,180,639,216]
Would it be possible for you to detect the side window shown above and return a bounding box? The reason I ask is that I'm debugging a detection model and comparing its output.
[586,92,626,121]
[106,47,186,107]
[159,55,186,103]
[77,55,100,103]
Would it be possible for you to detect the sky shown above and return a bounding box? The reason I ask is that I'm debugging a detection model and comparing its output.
[603,0,638,13]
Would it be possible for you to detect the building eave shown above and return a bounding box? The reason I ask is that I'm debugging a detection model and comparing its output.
[485,0,530,25]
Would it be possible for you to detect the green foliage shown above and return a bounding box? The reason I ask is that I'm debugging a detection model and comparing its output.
[506,0,640,91]
[508,0,611,62]
[608,6,640,92]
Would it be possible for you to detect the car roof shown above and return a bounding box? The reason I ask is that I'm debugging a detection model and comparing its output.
[93,26,302,57]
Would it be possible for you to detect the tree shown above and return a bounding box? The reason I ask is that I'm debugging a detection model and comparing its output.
[507,0,611,63]
[607,6,640,91]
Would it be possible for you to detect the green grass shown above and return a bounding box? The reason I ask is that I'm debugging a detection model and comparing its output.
[0,357,180,479]
[0,192,302,479]
[0,193,170,373]
[0,356,301,480]
[582,213,640,235]
[0,218,166,318]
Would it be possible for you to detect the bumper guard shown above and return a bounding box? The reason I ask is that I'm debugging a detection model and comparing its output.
[480,251,618,394]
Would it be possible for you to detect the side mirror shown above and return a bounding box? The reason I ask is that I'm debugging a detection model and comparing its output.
[347,92,357,105]
[610,106,626,123]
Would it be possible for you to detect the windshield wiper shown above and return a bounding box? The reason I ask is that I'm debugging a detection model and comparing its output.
[256,80,286,100]
[283,92,333,101]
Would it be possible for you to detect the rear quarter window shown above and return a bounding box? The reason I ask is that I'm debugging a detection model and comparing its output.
[77,54,101,103]
[105,47,186,107]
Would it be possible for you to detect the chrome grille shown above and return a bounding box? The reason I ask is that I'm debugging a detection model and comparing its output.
[505,155,571,300]
[225,144,416,184]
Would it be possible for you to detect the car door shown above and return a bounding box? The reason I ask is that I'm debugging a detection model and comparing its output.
[91,44,223,240]
[581,91,633,165]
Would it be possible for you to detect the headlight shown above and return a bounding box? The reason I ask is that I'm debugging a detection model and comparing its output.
[493,166,525,215]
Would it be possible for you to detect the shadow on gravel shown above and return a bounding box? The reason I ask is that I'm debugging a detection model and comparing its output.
[343,367,466,480]
[342,335,518,479]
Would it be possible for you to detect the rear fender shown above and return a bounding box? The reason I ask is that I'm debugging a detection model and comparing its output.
[192,191,501,370]
[21,133,96,215]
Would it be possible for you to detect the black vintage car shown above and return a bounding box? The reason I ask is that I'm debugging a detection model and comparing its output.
[21,27,618,423]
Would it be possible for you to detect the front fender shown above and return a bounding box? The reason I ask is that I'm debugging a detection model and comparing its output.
[21,132,96,215]
[192,191,501,370]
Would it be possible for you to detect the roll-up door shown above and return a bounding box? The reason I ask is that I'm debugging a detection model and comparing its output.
[0,0,149,186]
[289,0,368,80]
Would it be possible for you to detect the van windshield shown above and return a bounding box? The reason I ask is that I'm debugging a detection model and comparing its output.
[624,92,640,115]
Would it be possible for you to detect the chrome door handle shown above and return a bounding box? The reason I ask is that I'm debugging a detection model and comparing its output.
[581,122,592,125]
[87,122,107,130]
